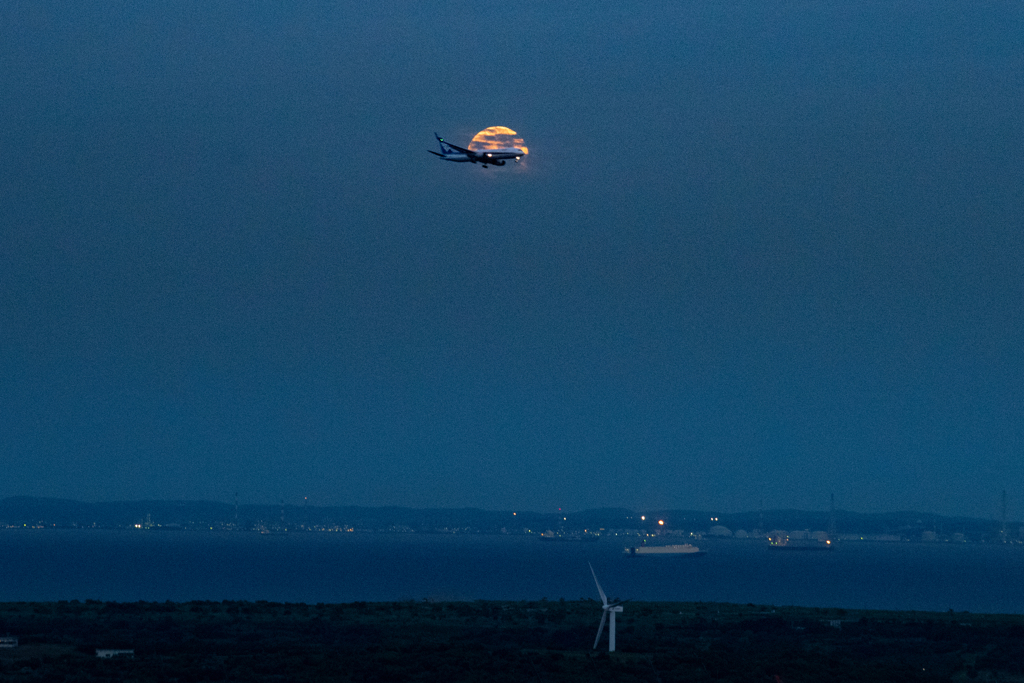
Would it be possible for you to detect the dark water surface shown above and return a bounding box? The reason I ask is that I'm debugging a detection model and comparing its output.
[2,530,1021,613]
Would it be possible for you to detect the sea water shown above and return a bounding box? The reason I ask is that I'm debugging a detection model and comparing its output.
[1,530,1021,613]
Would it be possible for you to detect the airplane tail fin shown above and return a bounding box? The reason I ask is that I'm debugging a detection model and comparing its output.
[435,133,454,155]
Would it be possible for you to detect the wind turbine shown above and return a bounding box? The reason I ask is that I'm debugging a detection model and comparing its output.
[589,563,624,652]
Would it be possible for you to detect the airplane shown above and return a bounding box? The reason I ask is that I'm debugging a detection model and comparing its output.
[428,133,524,167]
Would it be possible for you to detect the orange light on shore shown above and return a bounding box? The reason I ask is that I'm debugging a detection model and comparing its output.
[469,126,528,155]
[658,520,665,526]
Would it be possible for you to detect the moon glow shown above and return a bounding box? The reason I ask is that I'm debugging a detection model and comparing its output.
[468,126,529,156]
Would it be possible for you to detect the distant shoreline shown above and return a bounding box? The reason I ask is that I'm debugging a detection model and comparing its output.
[1,496,1018,543]
[2,524,1020,546]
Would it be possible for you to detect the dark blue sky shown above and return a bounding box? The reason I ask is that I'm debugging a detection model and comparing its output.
[2,1,1022,517]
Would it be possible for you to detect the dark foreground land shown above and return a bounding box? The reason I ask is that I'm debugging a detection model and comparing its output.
[2,600,1023,682]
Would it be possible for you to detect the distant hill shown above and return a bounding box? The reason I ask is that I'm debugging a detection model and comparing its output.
[0,497,1014,541]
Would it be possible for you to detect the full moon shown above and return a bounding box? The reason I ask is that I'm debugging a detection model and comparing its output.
[468,126,529,156]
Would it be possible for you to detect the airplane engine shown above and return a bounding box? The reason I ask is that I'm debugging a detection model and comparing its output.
[494,160,506,166]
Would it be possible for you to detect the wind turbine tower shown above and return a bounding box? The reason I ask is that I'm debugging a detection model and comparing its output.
[589,563,624,652]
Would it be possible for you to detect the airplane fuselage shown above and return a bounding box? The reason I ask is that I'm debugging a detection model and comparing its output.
[434,147,522,166]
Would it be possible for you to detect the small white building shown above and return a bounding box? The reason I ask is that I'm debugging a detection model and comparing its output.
[0,636,17,648]
[96,649,134,659]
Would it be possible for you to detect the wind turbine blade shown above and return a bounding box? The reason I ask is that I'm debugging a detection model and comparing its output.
[589,562,609,607]
[593,610,608,650]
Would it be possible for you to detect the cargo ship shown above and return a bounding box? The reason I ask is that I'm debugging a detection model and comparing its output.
[623,543,706,556]
[768,534,832,551]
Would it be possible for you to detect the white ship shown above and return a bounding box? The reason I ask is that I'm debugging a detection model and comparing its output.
[624,543,706,557]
